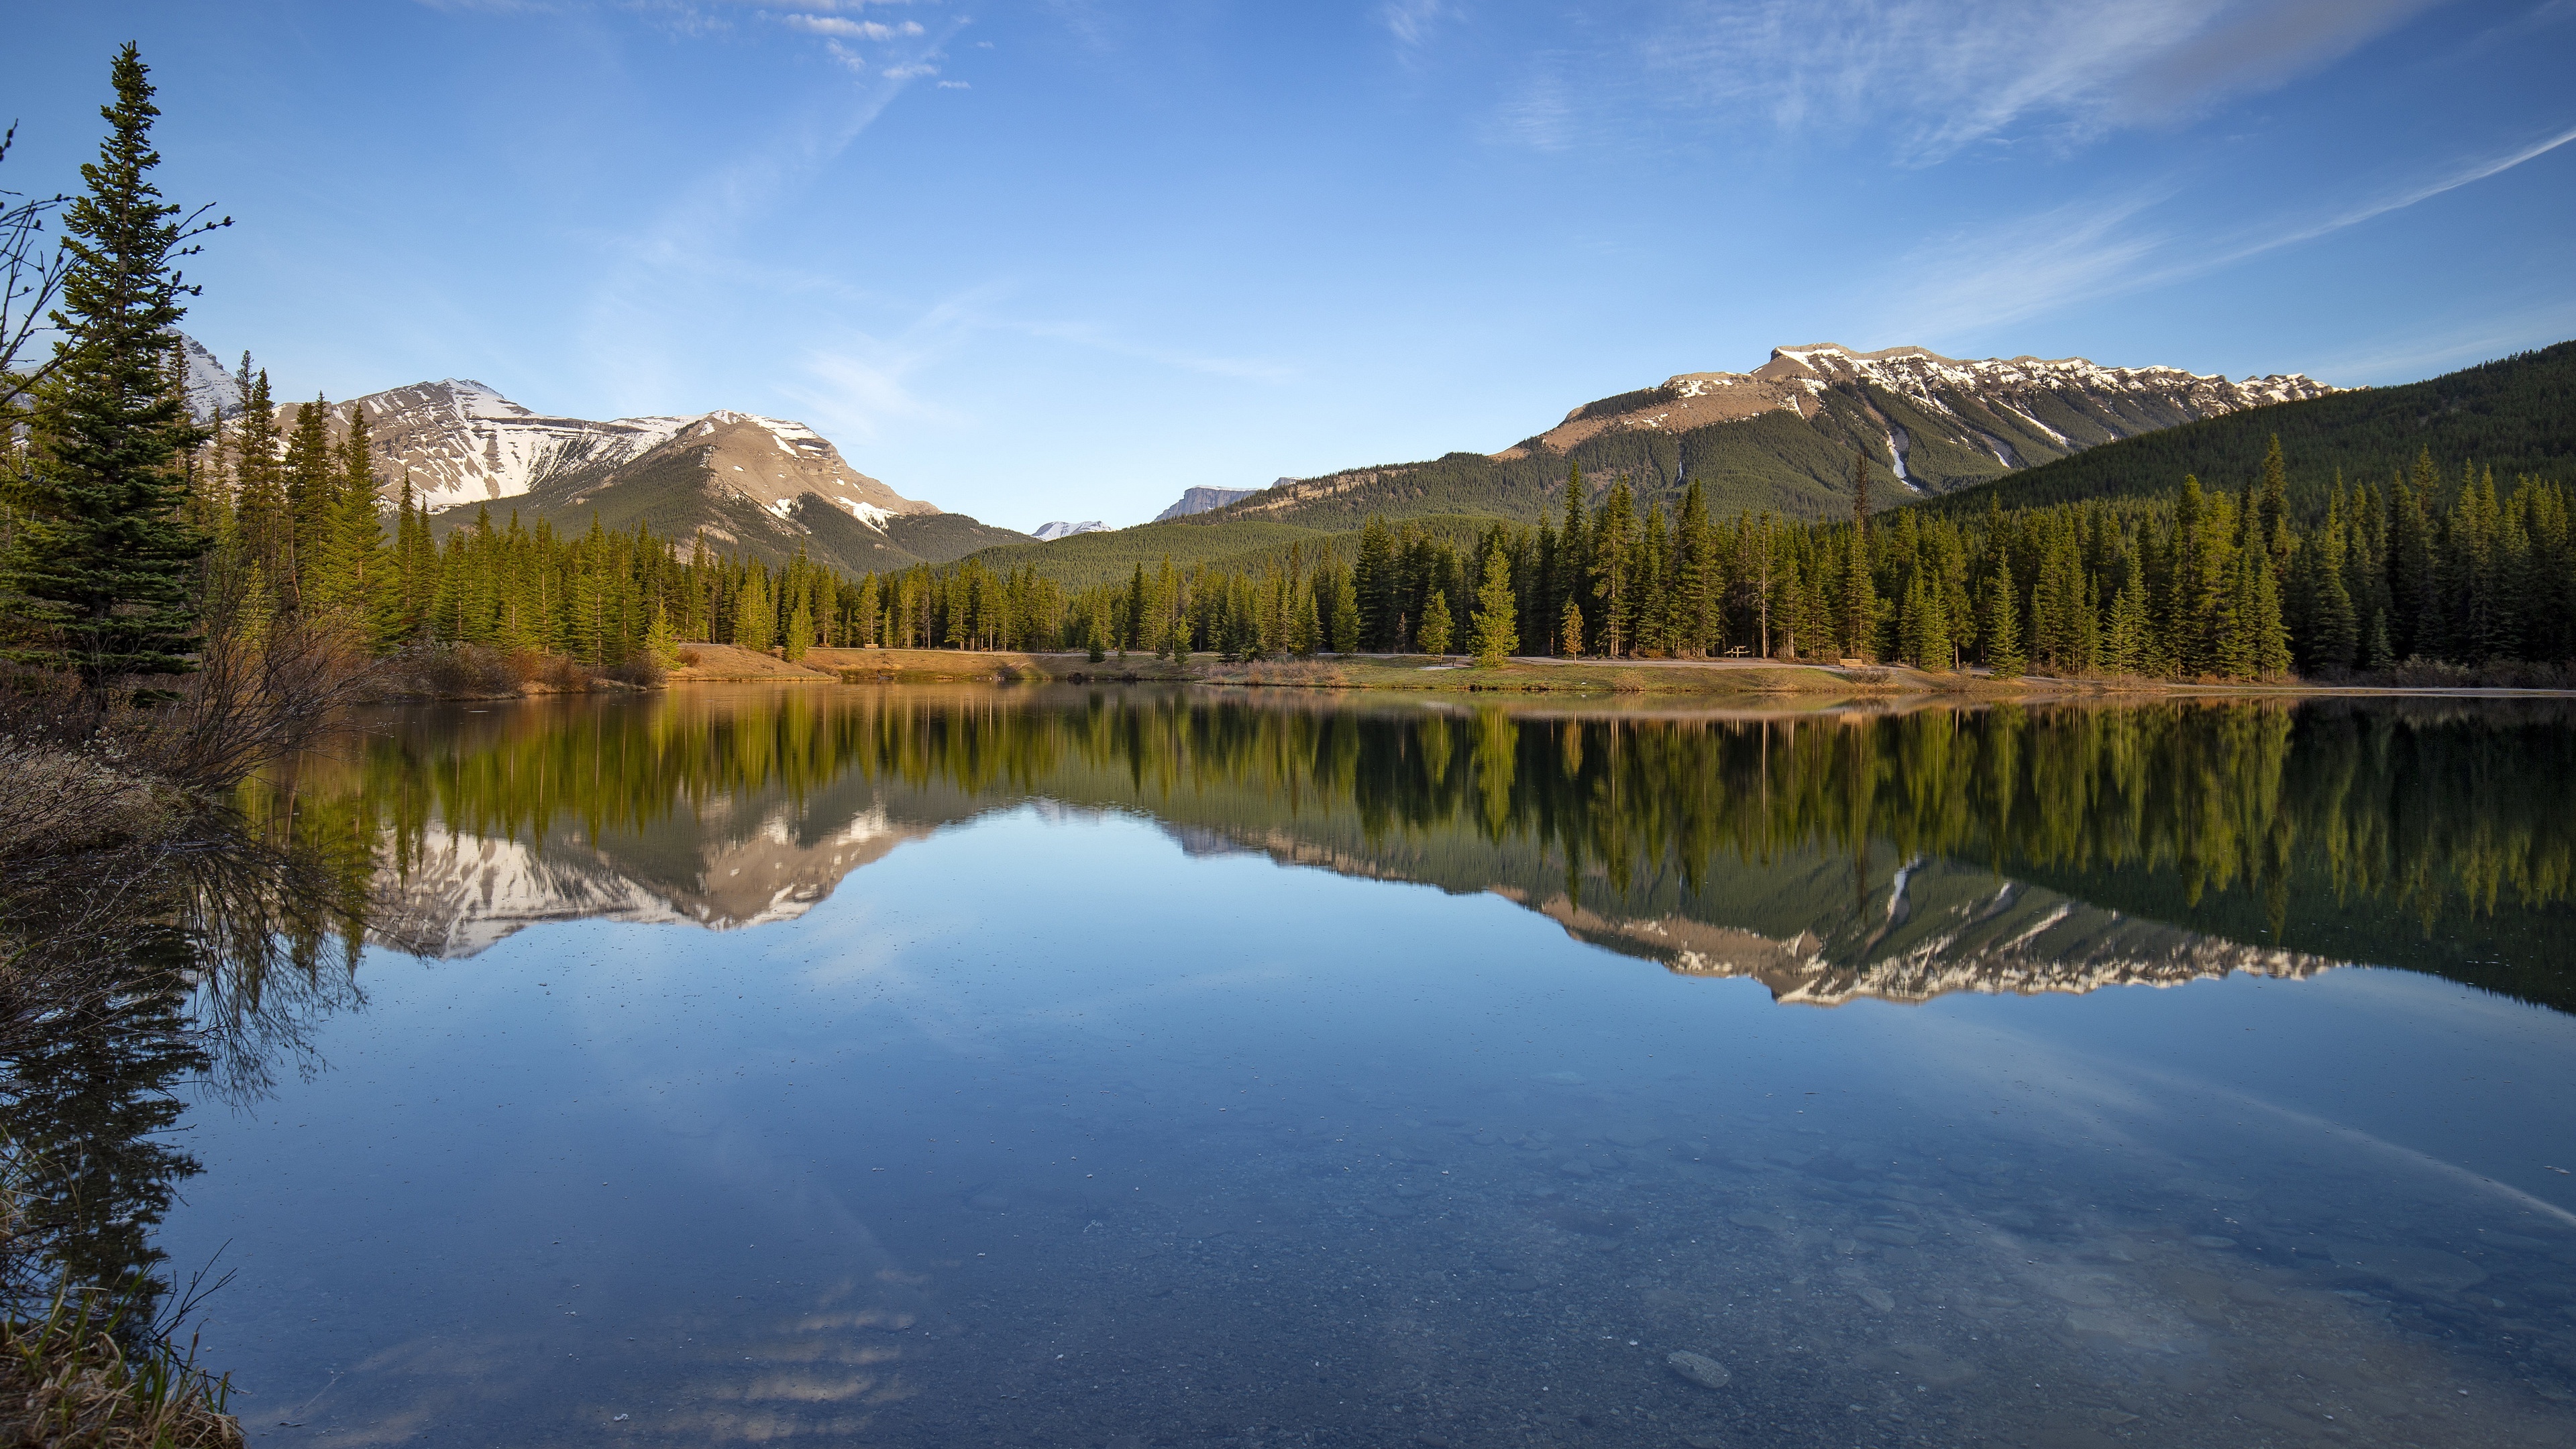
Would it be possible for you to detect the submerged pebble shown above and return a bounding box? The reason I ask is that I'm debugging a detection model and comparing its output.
[1667,1350,1731,1389]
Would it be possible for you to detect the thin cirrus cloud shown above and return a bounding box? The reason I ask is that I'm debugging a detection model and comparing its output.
[779,14,924,40]
[1620,0,2453,163]
[1381,0,1455,48]
[1882,121,2576,343]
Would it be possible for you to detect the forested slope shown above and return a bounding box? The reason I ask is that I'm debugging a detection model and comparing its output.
[1933,341,2576,517]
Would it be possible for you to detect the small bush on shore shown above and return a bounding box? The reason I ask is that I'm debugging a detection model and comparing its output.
[368,644,659,700]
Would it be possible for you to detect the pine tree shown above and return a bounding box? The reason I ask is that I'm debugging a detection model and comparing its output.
[331,402,391,638]
[1417,589,1453,656]
[784,596,814,660]
[1845,450,1875,661]
[230,368,286,592]
[1674,478,1716,655]
[3,46,220,686]
[733,569,774,650]
[1592,476,1634,658]
[1982,563,2023,676]
[281,395,335,607]
[1328,566,1359,653]
[1470,550,1517,665]
[645,600,678,667]
[2105,570,2151,676]
[1555,464,1589,652]
[1354,515,1395,650]
[1559,596,1585,659]
[2255,434,2291,568]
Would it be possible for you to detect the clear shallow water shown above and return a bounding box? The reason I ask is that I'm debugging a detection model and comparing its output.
[107,690,2576,1442]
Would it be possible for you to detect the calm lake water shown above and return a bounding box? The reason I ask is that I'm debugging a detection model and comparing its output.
[80,688,2576,1444]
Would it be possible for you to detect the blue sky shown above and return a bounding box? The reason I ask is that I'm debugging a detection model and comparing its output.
[11,1,2575,529]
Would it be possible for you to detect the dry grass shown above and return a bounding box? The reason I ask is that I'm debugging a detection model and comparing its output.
[0,1289,241,1448]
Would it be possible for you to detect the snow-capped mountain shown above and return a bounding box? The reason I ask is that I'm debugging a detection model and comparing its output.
[1032,520,1108,541]
[176,333,244,422]
[1497,343,2336,487]
[177,339,1032,572]
[1152,485,1268,522]
[350,378,927,526]
[1224,340,2340,528]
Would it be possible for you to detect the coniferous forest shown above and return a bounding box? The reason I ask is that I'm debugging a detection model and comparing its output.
[162,398,2574,686]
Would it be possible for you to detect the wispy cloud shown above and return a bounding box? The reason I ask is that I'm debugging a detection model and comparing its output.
[780,14,925,41]
[573,3,964,407]
[1612,0,2453,164]
[1882,121,2576,339]
[1381,0,1456,48]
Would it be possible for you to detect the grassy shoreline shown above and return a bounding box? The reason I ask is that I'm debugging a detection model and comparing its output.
[370,641,2576,700]
[732,646,2576,700]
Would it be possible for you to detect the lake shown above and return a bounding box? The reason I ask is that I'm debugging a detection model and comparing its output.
[58,686,2576,1444]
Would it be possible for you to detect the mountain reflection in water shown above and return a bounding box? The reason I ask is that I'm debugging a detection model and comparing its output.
[59,684,2573,1448]
[310,686,2573,1008]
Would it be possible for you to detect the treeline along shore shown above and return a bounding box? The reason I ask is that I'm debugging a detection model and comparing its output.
[295,441,2571,696]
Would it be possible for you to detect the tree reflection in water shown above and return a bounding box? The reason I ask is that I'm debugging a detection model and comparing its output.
[1,787,369,1336]
[9,687,2573,1331]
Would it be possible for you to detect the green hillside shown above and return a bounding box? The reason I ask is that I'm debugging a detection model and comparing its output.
[963,517,1332,588]
[961,513,1513,590]
[1931,341,2576,517]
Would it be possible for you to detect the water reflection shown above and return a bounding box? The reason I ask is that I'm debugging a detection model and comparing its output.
[0,797,367,1332]
[58,686,2576,1446]
[326,687,2572,1007]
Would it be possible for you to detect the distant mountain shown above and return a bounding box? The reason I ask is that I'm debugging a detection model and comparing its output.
[186,341,1033,574]
[1927,339,2576,515]
[176,333,243,422]
[1032,520,1108,541]
[1152,485,1267,522]
[1201,342,2332,530]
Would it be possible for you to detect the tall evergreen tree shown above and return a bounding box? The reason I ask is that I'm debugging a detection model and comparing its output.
[3,46,223,686]
[1982,562,2023,676]
[1470,549,1517,665]
[1845,449,1875,659]
[1554,464,1589,652]
[1417,589,1453,656]
[280,395,335,606]
[1591,476,1634,658]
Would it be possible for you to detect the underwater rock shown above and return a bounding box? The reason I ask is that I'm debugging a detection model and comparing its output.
[1667,1350,1732,1389]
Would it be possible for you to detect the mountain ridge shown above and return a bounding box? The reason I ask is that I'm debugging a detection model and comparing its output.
[1207,341,2334,532]
[178,337,1032,574]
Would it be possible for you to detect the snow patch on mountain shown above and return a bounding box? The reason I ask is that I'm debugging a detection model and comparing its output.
[1033,520,1108,541]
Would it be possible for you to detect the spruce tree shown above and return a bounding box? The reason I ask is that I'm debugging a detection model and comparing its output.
[1845,450,1875,660]
[2106,570,2151,676]
[281,395,335,606]
[1470,550,1517,665]
[734,570,773,650]
[1417,589,1453,656]
[1328,566,1360,653]
[645,600,680,666]
[1354,516,1395,649]
[784,597,814,660]
[3,46,221,686]
[1982,563,2023,676]
[1592,477,1633,658]
[231,368,286,589]
[1674,478,1715,655]
[1556,464,1589,649]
